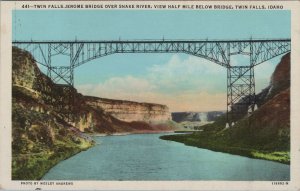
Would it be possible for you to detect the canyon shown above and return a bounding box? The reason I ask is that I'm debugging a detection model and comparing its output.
[11,47,173,180]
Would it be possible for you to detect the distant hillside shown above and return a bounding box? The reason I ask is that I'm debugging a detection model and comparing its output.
[171,111,225,123]
[161,53,290,164]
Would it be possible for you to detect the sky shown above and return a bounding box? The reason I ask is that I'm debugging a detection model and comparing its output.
[13,10,291,112]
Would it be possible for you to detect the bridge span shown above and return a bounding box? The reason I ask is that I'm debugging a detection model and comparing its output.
[12,39,291,126]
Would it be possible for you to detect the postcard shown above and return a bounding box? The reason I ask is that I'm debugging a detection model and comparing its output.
[0,0,300,190]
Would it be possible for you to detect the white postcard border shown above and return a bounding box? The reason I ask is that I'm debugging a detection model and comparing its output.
[1,1,300,190]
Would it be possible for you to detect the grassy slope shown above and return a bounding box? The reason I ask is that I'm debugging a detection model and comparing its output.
[160,133,289,164]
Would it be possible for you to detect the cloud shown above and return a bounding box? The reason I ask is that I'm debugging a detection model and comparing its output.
[77,75,155,98]
[148,55,226,93]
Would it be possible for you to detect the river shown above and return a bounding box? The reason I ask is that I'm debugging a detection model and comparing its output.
[42,133,289,180]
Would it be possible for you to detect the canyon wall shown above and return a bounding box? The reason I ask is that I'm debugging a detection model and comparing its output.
[84,96,171,124]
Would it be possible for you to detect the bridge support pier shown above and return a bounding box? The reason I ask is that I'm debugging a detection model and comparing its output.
[227,66,256,126]
[46,66,75,122]
[44,44,76,123]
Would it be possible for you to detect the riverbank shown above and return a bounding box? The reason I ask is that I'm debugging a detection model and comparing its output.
[12,137,94,180]
[160,133,290,164]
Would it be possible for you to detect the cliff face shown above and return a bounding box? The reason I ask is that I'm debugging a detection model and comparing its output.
[85,96,171,123]
[256,53,290,106]
[12,48,94,180]
[12,46,174,179]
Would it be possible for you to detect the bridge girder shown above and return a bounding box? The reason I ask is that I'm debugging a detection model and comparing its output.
[12,39,291,124]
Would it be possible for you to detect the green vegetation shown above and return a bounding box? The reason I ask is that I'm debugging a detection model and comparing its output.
[161,133,290,164]
[12,144,91,180]
[12,88,94,180]
[251,151,290,163]
[160,114,290,164]
[12,124,94,180]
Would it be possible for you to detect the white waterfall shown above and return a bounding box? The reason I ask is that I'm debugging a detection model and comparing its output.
[199,112,208,123]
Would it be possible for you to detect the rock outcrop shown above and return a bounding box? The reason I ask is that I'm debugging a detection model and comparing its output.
[256,53,290,107]
[85,96,171,123]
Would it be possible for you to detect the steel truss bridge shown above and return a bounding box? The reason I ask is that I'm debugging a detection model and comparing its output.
[13,39,291,126]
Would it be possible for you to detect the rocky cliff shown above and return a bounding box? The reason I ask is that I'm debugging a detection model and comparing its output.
[12,47,94,180]
[256,53,290,107]
[12,47,174,180]
[85,96,171,123]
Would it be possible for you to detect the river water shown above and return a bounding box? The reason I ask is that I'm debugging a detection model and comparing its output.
[42,133,289,180]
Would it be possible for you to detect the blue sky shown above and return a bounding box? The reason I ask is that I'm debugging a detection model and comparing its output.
[13,10,291,111]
